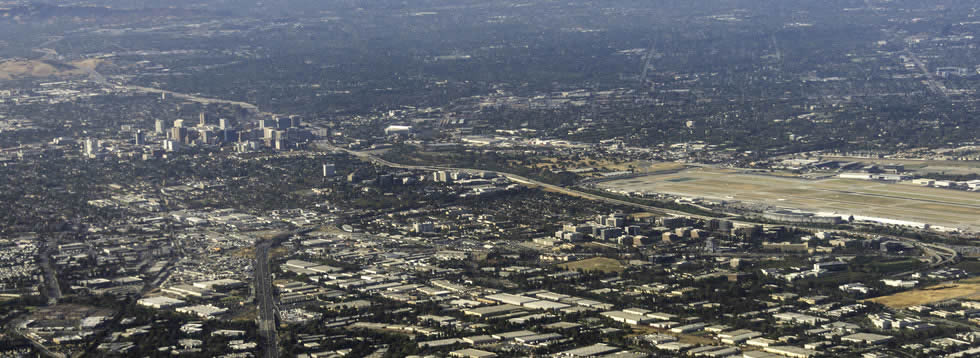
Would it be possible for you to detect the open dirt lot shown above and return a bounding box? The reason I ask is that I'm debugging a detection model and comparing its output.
[598,168,980,231]
[0,58,113,81]
[559,257,626,273]
[868,278,980,309]
[0,59,85,80]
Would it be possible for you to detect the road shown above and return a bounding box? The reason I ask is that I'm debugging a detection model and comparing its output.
[254,242,278,358]
[73,66,956,272]
[319,143,960,268]
[903,49,947,98]
[119,85,262,112]
[26,42,260,114]
[145,258,177,294]
[29,38,955,355]
[37,240,61,306]
[316,143,705,219]
[11,327,64,358]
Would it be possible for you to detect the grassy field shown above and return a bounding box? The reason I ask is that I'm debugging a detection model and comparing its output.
[868,278,980,309]
[271,246,290,259]
[630,212,660,219]
[559,257,626,273]
[597,167,980,231]
[0,60,82,80]
[230,307,257,322]
[231,247,255,259]
[869,258,926,274]
[0,59,109,80]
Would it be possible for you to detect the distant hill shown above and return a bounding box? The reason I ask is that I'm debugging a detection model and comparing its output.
[0,58,114,81]
[0,3,205,22]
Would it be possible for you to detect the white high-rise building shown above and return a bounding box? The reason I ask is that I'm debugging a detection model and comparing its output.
[84,138,98,155]
[163,140,180,152]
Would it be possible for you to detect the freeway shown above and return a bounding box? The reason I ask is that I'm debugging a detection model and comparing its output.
[119,85,262,112]
[11,327,64,358]
[30,56,957,354]
[38,240,61,306]
[320,143,960,268]
[251,226,317,358]
[255,242,279,358]
[317,143,710,219]
[82,71,958,275]
[61,58,265,114]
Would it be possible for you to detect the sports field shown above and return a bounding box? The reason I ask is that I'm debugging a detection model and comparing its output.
[598,168,980,231]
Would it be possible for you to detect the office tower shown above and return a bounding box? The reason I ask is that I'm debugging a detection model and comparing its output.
[170,127,188,144]
[259,119,276,128]
[84,138,97,155]
[277,116,291,129]
[174,119,185,128]
[433,171,452,183]
[413,222,435,233]
[378,174,393,187]
[135,130,146,145]
[323,163,335,177]
[289,115,302,127]
[219,118,230,130]
[163,140,179,152]
[199,112,206,126]
[221,129,236,143]
[198,128,213,145]
[155,119,167,134]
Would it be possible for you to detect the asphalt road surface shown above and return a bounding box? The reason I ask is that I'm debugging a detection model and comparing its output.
[255,242,278,358]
